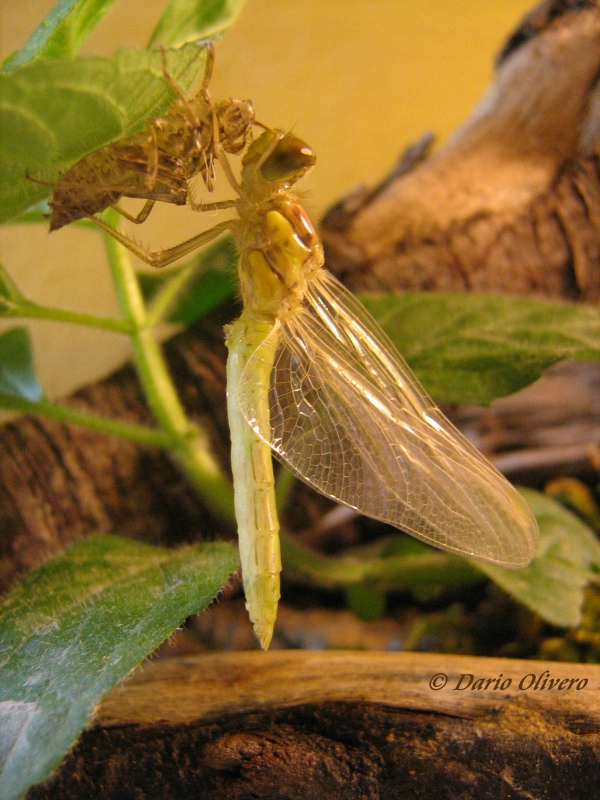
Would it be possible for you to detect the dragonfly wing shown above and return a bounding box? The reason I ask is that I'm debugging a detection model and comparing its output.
[238,271,538,568]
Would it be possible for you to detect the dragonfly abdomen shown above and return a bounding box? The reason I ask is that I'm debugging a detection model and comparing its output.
[226,315,281,649]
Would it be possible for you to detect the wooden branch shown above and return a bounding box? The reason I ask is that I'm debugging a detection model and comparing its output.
[454,359,600,487]
[26,652,600,799]
[322,0,600,302]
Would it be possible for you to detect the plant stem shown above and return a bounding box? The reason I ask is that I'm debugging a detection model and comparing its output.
[274,465,295,512]
[0,393,172,448]
[4,302,132,333]
[101,212,235,524]
[279,529,483,591]
[145,262,196,327]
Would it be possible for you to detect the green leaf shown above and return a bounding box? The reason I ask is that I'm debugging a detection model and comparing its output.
[0,327,44,401]
[2,0,118,72]
[0,264,27,306]
[479,488,600,628]
[0,535,237,800]
[4,203,50,225]
[360,292,600,404]
[346,584,386,622]
[0,43,207,223]
[150,0,247,48]
[139,236,237,324]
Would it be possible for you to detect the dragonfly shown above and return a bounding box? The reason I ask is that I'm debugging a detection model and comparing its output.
[43,42,254,231]
[86,121,539,650]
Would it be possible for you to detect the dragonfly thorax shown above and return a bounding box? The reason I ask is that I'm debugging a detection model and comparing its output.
[237,203,323,319]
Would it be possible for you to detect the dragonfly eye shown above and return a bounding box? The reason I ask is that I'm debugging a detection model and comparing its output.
[260,134,316,183]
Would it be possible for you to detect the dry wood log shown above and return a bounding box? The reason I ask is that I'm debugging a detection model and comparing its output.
[25,651,600,799]
[455,360,600,487]
[322,0,600,302]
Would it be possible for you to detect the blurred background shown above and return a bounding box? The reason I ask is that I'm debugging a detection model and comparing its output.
[0,0,533,398]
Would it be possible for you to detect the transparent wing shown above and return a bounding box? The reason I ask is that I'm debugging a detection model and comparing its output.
[238,270,538,567]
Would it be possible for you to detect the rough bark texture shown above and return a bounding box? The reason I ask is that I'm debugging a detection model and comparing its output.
[322,0,600,302]
[25,652,600,800]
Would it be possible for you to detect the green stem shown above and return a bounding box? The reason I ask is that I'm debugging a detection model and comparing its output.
[279,529,483,591]
[101,211,235,523]
[0,393,172,448]
[3,301,132,333]
[177,434,236,525]
[274,465,296,512]
[145,263,196,327]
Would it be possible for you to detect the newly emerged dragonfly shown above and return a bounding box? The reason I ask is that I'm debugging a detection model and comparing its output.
[87,122,539,649]
[45,43,254,231]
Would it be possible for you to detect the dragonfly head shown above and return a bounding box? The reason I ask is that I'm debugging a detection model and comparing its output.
[216,98,255,154]
[243,130,316,188]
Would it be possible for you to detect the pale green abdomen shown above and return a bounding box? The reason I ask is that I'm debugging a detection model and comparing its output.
[225,314,281,649]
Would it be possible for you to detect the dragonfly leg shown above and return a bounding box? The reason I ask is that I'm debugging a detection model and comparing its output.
[209,107,243,195]
[191,196,237,213]
[87,213,234,268]
[26,172,57,188]
[112,199,156,225]
[215,146,242,195]
[158,41,215,105]
[157,48,202,140]
[144,123,159,190]
[158,42,215,132]
[200,40,216,94]
[187,183,203,212]
[159,46,198,112]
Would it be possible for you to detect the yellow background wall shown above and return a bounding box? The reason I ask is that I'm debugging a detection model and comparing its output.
[0,0,533,398]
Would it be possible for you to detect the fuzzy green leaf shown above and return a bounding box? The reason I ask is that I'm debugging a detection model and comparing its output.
[0,535,237,800]
[150,0,247,48]
[2,0,118,72]
[0,43,207,223]
[479,488,600,628]
[0,327,44,401]
[2,204,49,225]
[361,292,600,404]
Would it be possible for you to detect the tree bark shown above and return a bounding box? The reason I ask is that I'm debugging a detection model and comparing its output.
[26,651,600,800]
[322,0,600,303]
